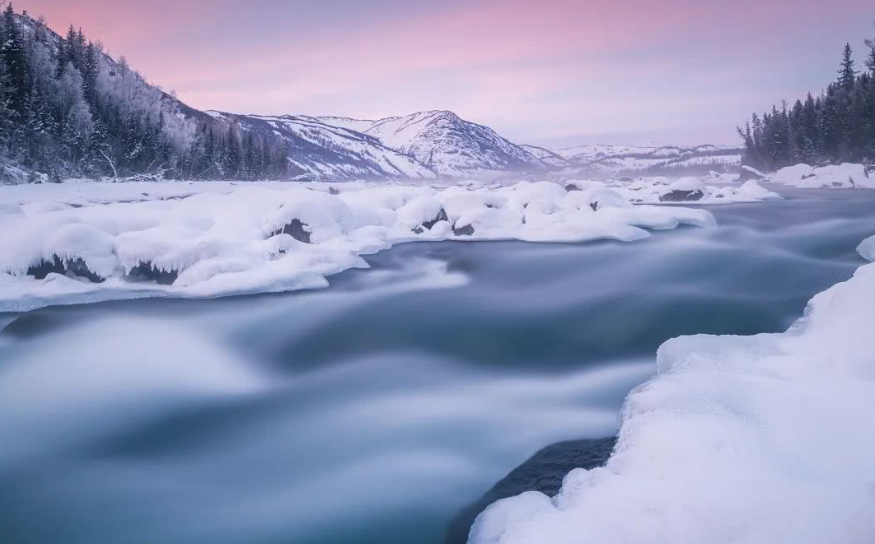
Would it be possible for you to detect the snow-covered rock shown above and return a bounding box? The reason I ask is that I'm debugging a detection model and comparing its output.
[0,180,717,312]
[770,163,874,189]
[469,236,875,544]
[601,177,780,204]
[739,165,767,181]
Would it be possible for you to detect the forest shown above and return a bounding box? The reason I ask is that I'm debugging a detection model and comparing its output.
[0,4,289,182]
[739,23,875,171]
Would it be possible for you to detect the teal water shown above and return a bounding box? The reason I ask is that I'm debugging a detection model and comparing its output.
[1,188,873,544]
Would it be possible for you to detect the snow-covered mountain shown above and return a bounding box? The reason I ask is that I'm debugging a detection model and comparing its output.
[208,113,436,181]
[208,110,741,181]
[216,110,548,181]
[361,111,545,177]
[551,143,743,177]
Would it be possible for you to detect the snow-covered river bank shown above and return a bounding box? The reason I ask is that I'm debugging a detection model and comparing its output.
[0,188,874,544]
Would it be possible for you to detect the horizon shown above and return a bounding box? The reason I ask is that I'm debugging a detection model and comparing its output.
[17,0,875,148]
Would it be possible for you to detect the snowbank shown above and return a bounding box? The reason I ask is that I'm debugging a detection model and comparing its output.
[0,181,718,312]
[591,176,781,204]
[469,237,875,544]
[770,163,875,189]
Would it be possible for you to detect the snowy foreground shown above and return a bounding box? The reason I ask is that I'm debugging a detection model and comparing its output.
[470,235,875,544]
[0,178,782,312]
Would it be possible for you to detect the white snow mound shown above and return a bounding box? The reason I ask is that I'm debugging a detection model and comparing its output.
[771,163,874,189]
[469,237,875,544]
[0,180,717,312]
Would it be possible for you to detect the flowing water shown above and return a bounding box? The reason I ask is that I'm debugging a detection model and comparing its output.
[1,188,874,544]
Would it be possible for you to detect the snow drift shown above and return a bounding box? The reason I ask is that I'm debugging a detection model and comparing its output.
[0,180,722,312]
[769,163,874,189]
[469,234,875,544]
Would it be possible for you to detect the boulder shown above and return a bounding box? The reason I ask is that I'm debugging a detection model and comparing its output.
[127,262,179,285]
[453,224,475,237]
[659,189,704,202]
[27,256,105,284]
[444,438,617,544]
[272,218,312,244]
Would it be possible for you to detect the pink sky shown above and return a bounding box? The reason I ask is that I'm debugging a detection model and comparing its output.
[19,0,875,146]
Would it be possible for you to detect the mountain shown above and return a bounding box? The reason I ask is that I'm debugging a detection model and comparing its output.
[0,5,744,184]
[361,111,545,177]
[520,145,571,168]
[0,8,289,183]
[215,110,548,181]
[549,143,743,177]
[208,113,435,181]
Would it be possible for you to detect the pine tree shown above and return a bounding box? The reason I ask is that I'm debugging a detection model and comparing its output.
[1,3,31,122]
[865,21,875,75]
[837,43,858,91]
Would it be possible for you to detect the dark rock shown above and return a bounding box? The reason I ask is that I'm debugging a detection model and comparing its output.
[272,218,312,244]
[659,189,704,202]
[27,256,105,283]
[590,202,599,212]
[423,208,449,231]
[128,263,179,285]
[453,224,475,237]
[565,184,582,192]
[444,437,617,544]
[802,173,817,180]
[619,177,634,182]
[329,187,340,195]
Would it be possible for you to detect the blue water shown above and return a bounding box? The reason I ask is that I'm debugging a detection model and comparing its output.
[0,188,873,544]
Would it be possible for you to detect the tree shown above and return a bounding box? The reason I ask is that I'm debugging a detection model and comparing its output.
[865,21,875,75]
[837,43,858,91]
[1,3,30,121]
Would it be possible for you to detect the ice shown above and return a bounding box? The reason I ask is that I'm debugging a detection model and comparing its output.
[0,180,722,312]
[469,236,875,544]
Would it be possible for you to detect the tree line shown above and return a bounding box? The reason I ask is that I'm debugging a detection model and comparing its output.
[0,3,289,182]
[739,22,875,171]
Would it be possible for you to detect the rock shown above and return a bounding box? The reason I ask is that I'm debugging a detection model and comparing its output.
[565,183,582,192]
[590,202,599,212]
[659,189,704,202]
[128,262,179,285]
[453,224,475,237]
[618,177,634,182]
[444,437,617,544]
[328,187,340,195]
[423,208,449,231]
[272,218,312,244]
[27,256,105,284]
[413,208,449,234]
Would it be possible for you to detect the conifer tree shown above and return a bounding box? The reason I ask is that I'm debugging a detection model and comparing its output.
[837,43,857,91]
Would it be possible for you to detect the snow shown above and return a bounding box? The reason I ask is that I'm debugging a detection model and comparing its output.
[469,236,875,544]
[770,163,874,189]
[550,144,743,178]
[0,180,721,312]
[598,177,781,204]
[362,111,543,177]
